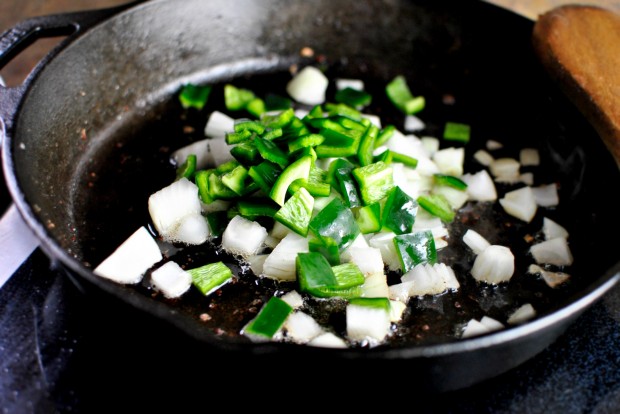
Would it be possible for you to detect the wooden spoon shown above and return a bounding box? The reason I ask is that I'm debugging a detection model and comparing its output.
[533,5,620,166]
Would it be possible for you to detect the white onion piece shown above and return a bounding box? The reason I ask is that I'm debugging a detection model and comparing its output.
[507,303,536,325]
[204,110,234,137]
[384,130,430,160]
[461,319,490,338]
[148,178,202,242]
[389,300,407,322]
[494,174,523,184]
[520,172,534,186]
[433,147,465,176]
[433,185,468,209]
[263,235,280,249]
[528,264,571,288]
[473,149,494,166]
[499,186,537,223]
[269,220,292,240]
[94,227,162,284]
[307,332,347,349]
[368,232,401,271]
[262,232,308,281]
[420,137,439,156]
[172,138,210,170]
[531,183,559,207]
[401,263,459,296]
[151,261,192,299]
[530,237,573,266]
[284,312,323,344]
[221,215,268,257]
[280,290,304,309]
[342,247,384,276]
[207,137,236,166]
[480,316,504,332]
[520,148,540,166]
[462,169,497,201]
[542,217,569,240]
[489,158,520,179]
[388,280,415,303]
[200,199,230,214]
[361,272,390,298]
[463,229,491,255]
[173,213,209,245]
[346,302,391,343]
[286,66,328,105]
[246,254,268,276]
[335,78,364,91]
[404,115,425,132]
[471,245,514,284]
[486,140,503,150]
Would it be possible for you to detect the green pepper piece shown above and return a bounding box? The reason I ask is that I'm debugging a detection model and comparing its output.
[221,165,251,195]
[230,141,261,166]
[393,230,437,272]
[334,167,362,208]
[175,154,197,180]
[390,151,418,169]
[417,193,456,222]
[246,97,266,118]
[382,186,418,235]
[224,84,255,111]
[254,136,289,169]
[335,87,372,109]
[287,134,325,153]
[269,155,312,206]
[194,170,213,204]
[374,125,396,148]
[243,296,293,340]
[374,149,393,164]
[433,174,468,190]
[248,161,282,194]
[385,75,425,115]
[355,202,382,234]
[308,237,340,266]
[237,199,279,219]
[261,108,295,129]
[179,84,212,110]
[289,165,331,197]
[265,94,292,111]
[349,297,391,312]
[358,124,379,166]
[296,252,339,298]
[206,211,229,238]
[234,118,266,135]
[443,122,471,143]
[325,103,362,120]
[274,187,314,236]
[313,262,365,299]
[188,261,233,296]
[352,161,394,205]
[309,197,360,251]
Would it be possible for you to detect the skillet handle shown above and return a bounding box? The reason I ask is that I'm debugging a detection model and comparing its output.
[0,2,140,134]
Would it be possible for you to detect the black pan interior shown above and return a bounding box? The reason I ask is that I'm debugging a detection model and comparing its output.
[7,0,620,354]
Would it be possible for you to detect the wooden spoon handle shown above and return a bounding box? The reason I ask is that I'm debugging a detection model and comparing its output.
[533,5,620,166]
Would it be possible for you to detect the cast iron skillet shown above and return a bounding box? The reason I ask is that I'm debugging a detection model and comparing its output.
[1,0,619,392]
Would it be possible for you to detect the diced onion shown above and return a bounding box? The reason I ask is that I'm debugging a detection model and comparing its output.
[368,232,401,271]
[286,66,328,105]
[280,290,304,309]
[404,115,425,132]
[531,183,559,207]
[520,148,540,166]
[401,263,459,296]
[528,264,571,288]
[307,332,347,348]
[221,215,268,257]
[461,319,490,338]
[507,303,536,325]
[284,312,323,344]
[463,229,491,255]
[389,300,407,322]
[520,172,534,186]
[335,78,364,91]
[247,254,268,276]
[420,137,439,156]
[473,149,494,166]
[529,237,573,266]
[542,217,569,240]
[433,147,465,176]
[489,158,520,179]
[361,272,390,298]
[486,140,503,150]
[471,245,514,284]
[94,227,162,284]
[151,261,192,298]
[480,316,504,332]
[433,185,468,209]
[461,169,497,201]
[172,138,210,170]
[204,110,234,137]
[499,186,537,223]
[341,247,384,276]
[262,232,309,281]
[388,280,415,303]
[346,303,391,343]
[207,137,236,166]
[173,213,210,245]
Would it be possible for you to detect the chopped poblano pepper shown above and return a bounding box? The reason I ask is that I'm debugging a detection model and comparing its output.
[355,202,382,234]
[309,197,360,251]
[243,296,293,340]
[237,199,279,219]
[352,161,394,205]
[393,230,437,272]
[208,172,238,200]
[175,154,197,180]
[274,187,314,236]
[335,87,372,109]
[443,122,471,143]
[179,83,212,110]
[433,174,468,190]
[313,262,365,299]
[308,237,340,266]
[206,211,229,238]
[188,261,233,296]
[269,155,312,206]
[385,75,425,115]
[382,186,418,235]
[289,165,331,197]
[296,252,339,298]
[254,136,289,169]
[230,142,261,166]
[334,167,362,208]
[327,158,355,185]
[221,165,252,195]
[417,193,456,222]
[224,84,255,111]
[248,161,282,194]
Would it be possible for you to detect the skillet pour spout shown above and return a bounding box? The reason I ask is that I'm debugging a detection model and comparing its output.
[1,0,619,392]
